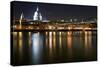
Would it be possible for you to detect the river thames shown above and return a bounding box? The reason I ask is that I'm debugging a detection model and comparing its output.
[11,31,97,65]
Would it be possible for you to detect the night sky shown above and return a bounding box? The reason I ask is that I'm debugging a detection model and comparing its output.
[11,1,97,21]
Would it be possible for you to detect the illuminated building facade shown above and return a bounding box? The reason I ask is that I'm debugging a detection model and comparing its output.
[33,6,42,21]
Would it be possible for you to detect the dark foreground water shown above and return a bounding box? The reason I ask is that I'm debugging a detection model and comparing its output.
[11,31,97,65]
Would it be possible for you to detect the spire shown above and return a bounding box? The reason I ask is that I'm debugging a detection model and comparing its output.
[36,6,39,11]
[19,12,24,25]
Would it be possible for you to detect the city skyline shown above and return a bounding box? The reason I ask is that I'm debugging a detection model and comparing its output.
[12,1,97,21]
[11,1,97,66]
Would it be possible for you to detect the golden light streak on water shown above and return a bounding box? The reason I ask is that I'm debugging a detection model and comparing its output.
[49,32,52,49]
[46,31,48,36]
[58,32,63,56]
[13,32,17,48]
[13,32,17,36]
[53,32,56,51]
[49,32,53,57]
[80,31,82,35]
[85,31,88,48]
[84,31,92,58]
[59,32,62,48]
[18,32,22,48]
[28,32,32,46]
[45,32,48,47]
[67,31,72,48]
[67,31,73,59]
[88,31,92,48]
[19,39,22,49]
[53,32,56,36]
[29,32,31,36]
[18,32,23,62]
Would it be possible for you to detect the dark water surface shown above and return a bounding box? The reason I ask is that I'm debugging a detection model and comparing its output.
[11,31,97,65]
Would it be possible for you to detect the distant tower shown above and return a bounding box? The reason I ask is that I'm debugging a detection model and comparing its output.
[33,6,42,21]
[19,12,24,25]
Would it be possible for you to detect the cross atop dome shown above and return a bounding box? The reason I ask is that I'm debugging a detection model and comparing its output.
[36,6,39,11]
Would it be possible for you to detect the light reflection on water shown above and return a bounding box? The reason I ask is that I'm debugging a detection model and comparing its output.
[12,31,97,65]
[84,31,92,58]
[53,32,56,52]
[67,31,73,59]
[18,32,23,59]
[32,32,43,64]
[28,32,32,46]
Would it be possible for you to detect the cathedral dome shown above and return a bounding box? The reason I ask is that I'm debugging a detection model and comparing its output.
[33,6,42,21]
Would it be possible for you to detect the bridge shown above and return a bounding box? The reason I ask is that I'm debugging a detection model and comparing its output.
[12,21,97,31]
